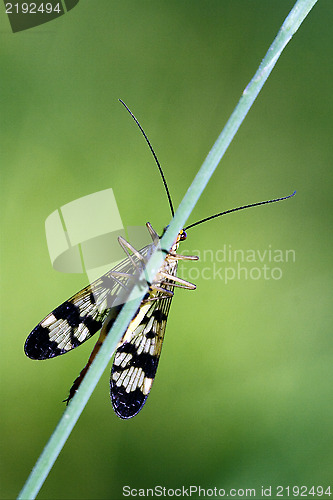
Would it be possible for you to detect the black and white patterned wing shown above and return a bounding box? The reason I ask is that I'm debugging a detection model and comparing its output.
[24,244,153,360]
[110,291,173,419]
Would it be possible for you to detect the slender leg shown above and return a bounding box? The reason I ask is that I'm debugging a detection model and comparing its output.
[118,236,147,269]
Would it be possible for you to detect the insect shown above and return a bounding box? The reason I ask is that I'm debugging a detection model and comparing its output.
[24,100,295,419]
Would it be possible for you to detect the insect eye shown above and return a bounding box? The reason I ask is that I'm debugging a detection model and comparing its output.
[180,230,187,241]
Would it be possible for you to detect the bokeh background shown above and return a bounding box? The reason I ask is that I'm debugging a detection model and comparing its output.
[1,1,333,499]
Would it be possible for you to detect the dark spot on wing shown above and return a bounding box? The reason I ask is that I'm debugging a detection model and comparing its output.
[83,315,103,335]
[153,310,167,322]
[24,325,67,359]
[111,385,147,419]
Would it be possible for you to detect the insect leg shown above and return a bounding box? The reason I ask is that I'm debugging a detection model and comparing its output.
[159,272,196,289]
[168,252,199,261]
[118,236,147,270]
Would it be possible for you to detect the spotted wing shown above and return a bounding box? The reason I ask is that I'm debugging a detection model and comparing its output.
[110,291,173,419]
[24,244,153,360]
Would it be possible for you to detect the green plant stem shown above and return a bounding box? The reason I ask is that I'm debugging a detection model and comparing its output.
[18,1,318,498]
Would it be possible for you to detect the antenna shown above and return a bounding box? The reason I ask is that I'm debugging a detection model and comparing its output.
[119,99,175,217]
[119,100,295,231]
[185,191,296,230]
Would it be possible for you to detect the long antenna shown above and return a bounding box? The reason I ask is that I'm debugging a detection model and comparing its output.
[185,191,296,230]
[119,99,175,217]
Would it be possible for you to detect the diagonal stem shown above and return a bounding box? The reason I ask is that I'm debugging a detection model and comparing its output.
[18,1,318,498]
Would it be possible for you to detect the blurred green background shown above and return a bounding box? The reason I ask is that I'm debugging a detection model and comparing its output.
[1,1,333,499]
